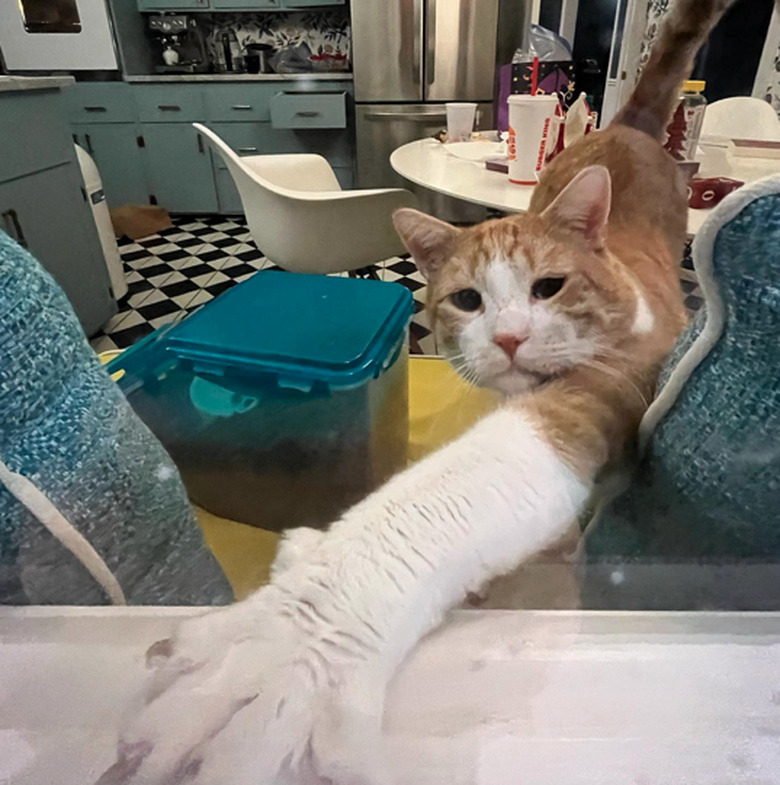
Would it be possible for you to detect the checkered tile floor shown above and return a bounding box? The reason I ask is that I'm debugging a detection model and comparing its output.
[90,216,703,357]
[680,241,704,313]
[89,215,436,356]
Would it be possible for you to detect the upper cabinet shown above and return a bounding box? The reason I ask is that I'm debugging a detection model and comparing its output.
[137,0,342,10]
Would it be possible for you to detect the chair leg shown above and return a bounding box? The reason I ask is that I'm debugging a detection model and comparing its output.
[349,266,381,281]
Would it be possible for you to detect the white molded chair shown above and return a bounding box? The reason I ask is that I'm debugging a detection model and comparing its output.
[701,96,780,141]
[193,123,417,274]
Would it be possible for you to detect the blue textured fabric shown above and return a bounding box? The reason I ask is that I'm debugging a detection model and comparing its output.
[584,190,780,609]
[0,230,232,605]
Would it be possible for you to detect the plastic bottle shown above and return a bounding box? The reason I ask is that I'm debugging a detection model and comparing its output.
[664,80,707,160]
[227,29,245,73]
[681,80,707,159]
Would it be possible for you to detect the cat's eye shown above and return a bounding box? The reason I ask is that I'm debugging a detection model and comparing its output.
[531,277,566,300]
[450,288,483,312]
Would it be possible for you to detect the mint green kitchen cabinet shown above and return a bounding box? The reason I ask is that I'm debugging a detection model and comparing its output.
[0,164,116,336]
[136,0,340,10]
[1,85,116,335]
[281,0,344,7]
[61,80,354,216]
[141,123,218,213]
[137,0,210,11]
[65,83,148,208]
[64,82,137,124]
[211,0,280,8]
[72,124,148,208]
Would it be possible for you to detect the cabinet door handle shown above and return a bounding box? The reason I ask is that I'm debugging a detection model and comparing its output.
[238,147,258,153]
[364,111,446,121]
[158,104,181,111]
[2,209,27,248]
[197,134,205,154]
[85,133,94,154]
[295,111,320,118]
[232,104,253,111]
[84,106,107,112]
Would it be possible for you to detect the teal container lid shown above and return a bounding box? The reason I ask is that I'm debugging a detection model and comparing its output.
[160,271,413,389]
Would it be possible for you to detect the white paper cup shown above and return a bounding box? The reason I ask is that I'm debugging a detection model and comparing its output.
[507,95,560,185]
[446,103,477,143]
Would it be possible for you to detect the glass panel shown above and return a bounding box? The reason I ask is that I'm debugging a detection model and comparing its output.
[20,0,81,33]
[609,0,629,79]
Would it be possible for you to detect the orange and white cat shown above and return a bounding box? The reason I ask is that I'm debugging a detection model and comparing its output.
[97,2,734,783]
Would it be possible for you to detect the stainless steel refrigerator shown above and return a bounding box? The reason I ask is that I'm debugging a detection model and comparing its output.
[351,0,531,217]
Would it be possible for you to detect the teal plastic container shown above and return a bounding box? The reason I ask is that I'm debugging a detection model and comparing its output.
[109,271,413,530]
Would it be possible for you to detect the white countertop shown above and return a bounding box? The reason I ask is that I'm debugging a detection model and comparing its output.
[125,73,352,83]
[391,137,780,235]
[2,606,780,784]
[0,75,75,93]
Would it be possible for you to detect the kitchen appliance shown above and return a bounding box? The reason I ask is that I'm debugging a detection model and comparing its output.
[0,0,118,71]
[351,0,531,218]
[245,43,275,75]
[148,14,209,75]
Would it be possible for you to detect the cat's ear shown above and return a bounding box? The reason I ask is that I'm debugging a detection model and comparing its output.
[393,208,460,279]
[541,165,611,251]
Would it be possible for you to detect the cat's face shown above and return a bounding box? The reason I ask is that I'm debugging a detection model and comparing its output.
[394,167,646,395]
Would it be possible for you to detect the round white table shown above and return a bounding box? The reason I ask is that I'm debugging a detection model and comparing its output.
[390,137,780,235]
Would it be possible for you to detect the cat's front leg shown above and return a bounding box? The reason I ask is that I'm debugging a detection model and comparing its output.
[98,406,593,785]
[270,526,325,580]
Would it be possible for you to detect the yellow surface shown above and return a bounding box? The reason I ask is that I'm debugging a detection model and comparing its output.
[194,506,280,600]
[100,351,501,599]
[407,356,500,463]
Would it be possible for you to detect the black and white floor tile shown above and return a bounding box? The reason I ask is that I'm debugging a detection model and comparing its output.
[89,215,436,356]
[680,241,705,313]
[90,215,703,357]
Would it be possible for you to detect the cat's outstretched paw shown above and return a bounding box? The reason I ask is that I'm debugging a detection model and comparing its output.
[95,600,314,785]
[96,595,390,785]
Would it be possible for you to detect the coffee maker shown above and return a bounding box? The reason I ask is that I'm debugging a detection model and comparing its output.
[148,14,209,74]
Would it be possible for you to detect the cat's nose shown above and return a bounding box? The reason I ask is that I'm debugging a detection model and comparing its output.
[492,333,527,358]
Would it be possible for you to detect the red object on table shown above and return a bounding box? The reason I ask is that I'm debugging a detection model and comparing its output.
[687,176,744,209]
[530,57,539,95]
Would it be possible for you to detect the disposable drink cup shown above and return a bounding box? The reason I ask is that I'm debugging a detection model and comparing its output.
[446,103,477,143]
[507,94,560,185]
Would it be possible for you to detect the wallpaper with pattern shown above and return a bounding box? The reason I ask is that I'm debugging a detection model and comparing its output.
[202,9,351,64]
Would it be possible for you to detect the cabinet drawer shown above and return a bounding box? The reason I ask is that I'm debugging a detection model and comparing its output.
[137,0,210,11]
[270,91,347,129]
[282,0,344,6]
[203,84,277,122]
[212,0,278,8]
[0,92,73,183]
[64,83,137,124]
[208,122,352,168]
[133,85,205,122]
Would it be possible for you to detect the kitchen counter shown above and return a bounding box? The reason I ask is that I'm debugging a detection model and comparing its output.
[0,75,75,93]
[125,73,352,83]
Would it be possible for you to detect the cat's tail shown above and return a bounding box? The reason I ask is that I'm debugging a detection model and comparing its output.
[613,0,737,140]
